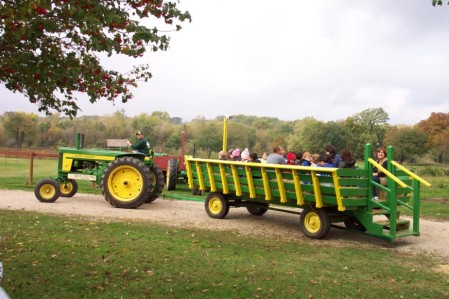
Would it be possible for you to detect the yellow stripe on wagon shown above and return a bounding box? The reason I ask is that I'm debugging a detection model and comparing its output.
[231,164,242,196]
[275,168,287,203]
[186,159,194,189]
[311,171,323,208]
[195,161,205,191]
[219,163,229,194]
[332,172,345,211]
[261,168,271,201]
[292,169,304,206]
[206,162,216,192]
[245,165,256,198]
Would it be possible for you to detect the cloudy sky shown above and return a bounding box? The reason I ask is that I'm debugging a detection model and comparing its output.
[1,0,449,125]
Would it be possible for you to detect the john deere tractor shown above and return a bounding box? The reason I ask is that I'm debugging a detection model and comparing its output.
[34,133,165,209]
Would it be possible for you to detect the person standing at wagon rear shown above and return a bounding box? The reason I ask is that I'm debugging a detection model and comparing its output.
[127,131,150,154]
[372,147,388,200]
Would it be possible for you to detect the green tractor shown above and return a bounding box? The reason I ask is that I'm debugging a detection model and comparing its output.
[34,133,165,209]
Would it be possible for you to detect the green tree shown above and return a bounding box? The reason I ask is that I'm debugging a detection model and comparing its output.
[2,111,38,148]
[132,113,156,142]
[191,120,221,158]
[38,113,65,147]
[103,109,132,140]
[351,108,390,147]
[341,117,372,159]
[384,126,427,163]
[288,117,320,153]
[0,0,191,118]
[227,122,257,152]
[166,131,183,152]
[150,111,172,150]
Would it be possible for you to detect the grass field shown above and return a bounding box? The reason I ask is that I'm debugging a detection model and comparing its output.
[0,210,448,298]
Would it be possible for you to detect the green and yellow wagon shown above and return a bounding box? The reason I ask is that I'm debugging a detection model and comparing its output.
[185,144,430,241]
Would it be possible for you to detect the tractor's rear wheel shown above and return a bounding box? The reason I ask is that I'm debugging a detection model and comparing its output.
[101,157,152,209]
[166,159,178,191]
[205,192,229,219]
[145,164,165,203]
[35,179,60,203]
[60,179,78,197]
[299,207,331,239]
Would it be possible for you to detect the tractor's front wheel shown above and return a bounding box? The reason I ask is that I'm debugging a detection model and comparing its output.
[299,207,331,239]
[35,179,60,203]
[145,164,165,203]
[101,157,152,209]
[60,179,78,197]
[205,192,229,219]
[166,159,178,191]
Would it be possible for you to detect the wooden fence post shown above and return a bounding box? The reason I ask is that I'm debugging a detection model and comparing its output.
[29,152,35,185]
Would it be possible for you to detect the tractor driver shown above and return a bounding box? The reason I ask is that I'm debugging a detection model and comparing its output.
[127,131,150,154]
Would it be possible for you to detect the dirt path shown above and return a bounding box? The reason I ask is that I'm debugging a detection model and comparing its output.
[1,190,448,260]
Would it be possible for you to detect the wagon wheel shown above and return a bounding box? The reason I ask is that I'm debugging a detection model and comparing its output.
[145,164,165,203]
[35,179,61,203]
[344,218,367,232]
[60,179,78,197]
[101,157,152,209]
[192,187,203,196]
[299,206,331,239]
[205,192,230,219]
[166,158,178,191]
[247,203,269,216]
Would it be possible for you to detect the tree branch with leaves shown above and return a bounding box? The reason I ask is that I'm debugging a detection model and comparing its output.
[0,0,191,118]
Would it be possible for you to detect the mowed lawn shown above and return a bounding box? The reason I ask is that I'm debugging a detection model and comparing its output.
[0,210,448,298]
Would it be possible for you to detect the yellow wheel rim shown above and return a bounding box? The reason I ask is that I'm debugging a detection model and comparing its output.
[208,197,223,215]
[60,182,73,195]
[166,167,171,186]
[304,211,321,234]
[107,165,144,202]
[39,183,57,199]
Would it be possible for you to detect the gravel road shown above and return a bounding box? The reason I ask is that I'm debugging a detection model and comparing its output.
[1,190,448,261]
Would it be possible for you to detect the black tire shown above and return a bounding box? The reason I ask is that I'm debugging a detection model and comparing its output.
[344,218,367,232]
[101,157,152,209]
[247,204,269,216]
[145,164,165,203]
[166,159,178,191]
[299,206,331,239]
[35,179,60,203]
[192,187,203,196]
[60,179,78,197]
[205,192,229,219]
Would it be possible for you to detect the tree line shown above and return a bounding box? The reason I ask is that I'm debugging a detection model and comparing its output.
[1,108,448,164]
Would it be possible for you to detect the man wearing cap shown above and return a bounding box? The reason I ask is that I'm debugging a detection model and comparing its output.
[127,131,150,154]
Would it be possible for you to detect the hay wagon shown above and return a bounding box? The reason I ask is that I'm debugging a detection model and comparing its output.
[185,144,430,241]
